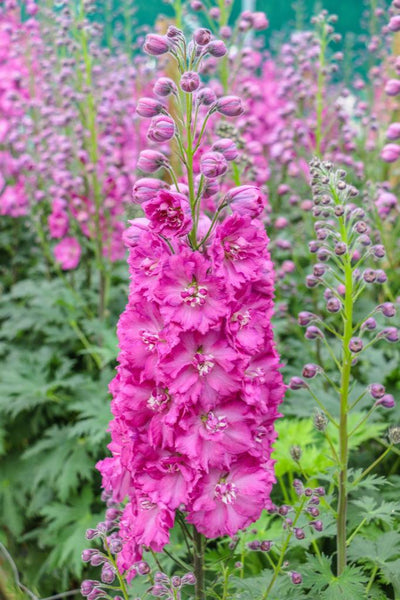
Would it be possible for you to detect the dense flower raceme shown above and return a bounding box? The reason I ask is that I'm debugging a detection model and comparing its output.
[97,23,285,579]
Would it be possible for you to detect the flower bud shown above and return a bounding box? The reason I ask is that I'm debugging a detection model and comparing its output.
[335,242,347,255]
[101,564,115,584]
[136,97,164,118]
[388,426,400,445]
[386,122,400,141]
[368,383,385,399]
[182,573,196,585]
[308,506,320,517]
[252,11,269,30]
[380,327,399,343]
[247,540,261,550]
[196,87,216,106]
[375,270,387,283]
[85,528,99,540]
[82,549,96,562]
[290,445,302,461]
[377,302,396,317]
[153,77,177,97]
[180,71,200,93]
[205,40,227,57]
[108,537,123,554]
[212,138,239,161]
[143,34,170,56]
[361,317,377,331]
[314,411,328,431]
[363,269,376,283]
[294,528,305,540]
[372,245,385,258]
[305,326,323,339]
[389,16,400,32]
[171,576,182,589]
[289,377,308,390]
[376,394,395,409]
[137,150,168,173]
[147,115,175,142]
[349,337,363,353]
[313,263,327,277]
[81,581,98,597]
[381,143,400,163]
[291,571,302,585]
[132,178,167,204]
[327,297,341,312]
[226,185,265,217]
[298,312,317,326]
[138,561,151,575]
[260,540,272,551]
[310,520,323,532]
[305,275,319,288]
[215,95,244,117]
[193,28,211,45]
[302,363,320,378]
[200,151,228,178]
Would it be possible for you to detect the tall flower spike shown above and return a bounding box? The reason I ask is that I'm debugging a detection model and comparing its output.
[96,24,284,582]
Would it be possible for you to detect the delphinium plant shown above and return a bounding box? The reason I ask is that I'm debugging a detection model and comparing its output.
[82,18,285,600]
[288,158,400,597]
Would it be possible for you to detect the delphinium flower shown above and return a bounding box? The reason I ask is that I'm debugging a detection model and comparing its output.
[289,159,398,577]
[381,1,400,165]
[96,22,285,598]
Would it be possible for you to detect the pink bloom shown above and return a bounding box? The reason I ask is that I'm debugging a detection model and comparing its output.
[155,250,228,333]
[48,208,69,238]
[226,185,266,217]
[187,457,275,537]
[53,237,82,270]
[143,190,192,237]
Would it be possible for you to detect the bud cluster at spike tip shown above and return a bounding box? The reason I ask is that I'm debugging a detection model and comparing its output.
[96,23,285,576]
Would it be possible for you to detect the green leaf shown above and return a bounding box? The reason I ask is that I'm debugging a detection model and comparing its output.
[303,554,367,599]
[351,497,400,526]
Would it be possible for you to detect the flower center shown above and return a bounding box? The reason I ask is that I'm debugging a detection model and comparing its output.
[214,481,237,505]
[147,389,170,411]
[140,498,156,511]
[141,257,158,276]
[231,310,251,328]
[140,330,159,351]
[158,202,184,227]
[254,426,267,443]
[181,280,208,307]
[223,240,244,260]
[193,352,215,376]
[245,367,266,383]
[204,411,228,433]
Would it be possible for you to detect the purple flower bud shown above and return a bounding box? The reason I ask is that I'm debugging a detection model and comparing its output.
[372,245,385,258]
[309,495,320,505]
[247,540,261,550]
[308,240,320,253]
[294,528,305,540]
[378,302,396,317]
[154,572,170,584]
[137,150,168,173]
[279,505,290,516]
[167,26,184,40]
[226,185,265,217]
[200,151,228,179]
[335,242,347,255]
[289,377,309,391]
[196,87,216,106]
[291,571,302,585]
[305,275,319,288]
[310,520,323,532]
[191,0,203,10]
[315,487,325,496]
[90,553,106,567]
[132,178,167,204]
[81,581,98,597]
[369,383,385,399]
[108,536,123,554]
[182,573,196,585]
[313,263,327,277]
[82,549,96,562]
[304,488,313,497]
[153,77,177,97]
[380,327,399,343]
[302,363,320,378]
[212,138,239,161]
[180,71,201,93]
[349,337,363,353]
[147,115,175,142]
[389,16,400,32]
[386,122,400,141]
[252,11,269,30]
[215,95,244,117]
[136,97,164,118]
[327,297,341,312]
[105,508,120,521]
[381,143,400,163]
[305,326,323,340]
[363,269,377,283]
[308,506,320,517]
[193,28,211,45]
[298,312,317,326]
[171,576,182,589]
[375,270,387,283]
[101,564,115,584]
[137,561,151,575]
[362,317,377,331]
[205,40,227,57]
[151,584,168,597]
[376,394,396,409]
[260,540,272,551]
[143,34,170,56]
[85,529,99,540]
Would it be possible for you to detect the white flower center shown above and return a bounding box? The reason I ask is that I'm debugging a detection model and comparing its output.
[204,411,228,433]
[214,481,237,505]
[193,352,215,376]
[181,282,208,307]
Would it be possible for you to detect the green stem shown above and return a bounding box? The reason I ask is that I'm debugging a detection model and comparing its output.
[365,565,379,594]
[352,445,393,487]
[315,26,327,157]
[346,518,367,547]
[193,528,206,600]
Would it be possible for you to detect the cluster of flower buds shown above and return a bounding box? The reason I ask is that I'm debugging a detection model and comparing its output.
[380,1,400,163]
[150,571,196,599]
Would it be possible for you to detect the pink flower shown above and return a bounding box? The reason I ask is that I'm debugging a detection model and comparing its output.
[215,96,244,117]
[226,185,265,217]
[143,34,170,56]
[210,214,267,287]
[155,250,228,333]
[200,151,228,179]
[187,457,275,537]
[48,208,69,238]
[147,115,176,143]
[53,237,82,270]
[143,190,192,237]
